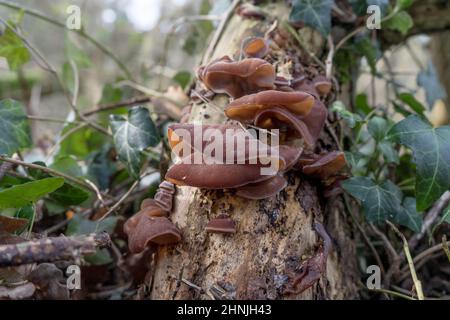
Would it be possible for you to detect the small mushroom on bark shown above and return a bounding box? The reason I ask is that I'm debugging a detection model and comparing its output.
[205,215,236,234]
[199,56,276,98]
[127,216,182,254]
[243,37,269,58]
[313,75,332,96]
[124,181,176,242]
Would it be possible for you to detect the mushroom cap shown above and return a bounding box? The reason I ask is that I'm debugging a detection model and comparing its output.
[205,215,236,234]
[313,75,332,95]
[167,123,283,166]
[225,90,314,122]
[165,162,277,189]
[279,145,303,171]
[200,56,276,98]
[235,174,287,200]
[123,202,169,236]
[302,151,346,179]
[127,216,181,253]
[243,37,269,58]
[254,107,315,148]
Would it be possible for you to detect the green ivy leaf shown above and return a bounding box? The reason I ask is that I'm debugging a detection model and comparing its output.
[398,92,425,116]
[383,10,413,35]
[0,99,31,156]
[0,177,64,209]
[396,0,415,10]
[368,116,389,142]
[417,61,446,109]
[289,0,333,37]
[29,160,89,206]
[173,71,192,89]
[331,101,364,128]
[0,23,30,70]
[355,93,373,115]
[387,115,450,211]
[394,197,422,233]
[342,177,402,224]
[66,214,118,236]
[379,141,400,164]
[110,106,160,179]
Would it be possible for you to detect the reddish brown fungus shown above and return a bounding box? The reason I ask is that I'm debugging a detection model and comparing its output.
[199,56,275,98]
[205,215,236,234]
[313,75,332,95]
[243,37,269,58]
[302,151,346,179]
[127,216,181,254]
[254,107,315,148]
[235,174,287,200]
[225,90,314,122]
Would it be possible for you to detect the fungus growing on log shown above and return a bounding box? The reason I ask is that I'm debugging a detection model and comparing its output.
[199,56,276,98]
[243,37,269,58]
[235,174,288,200]
[124,181,180,253]
[302,151,346,180]
[127,216,182,254]
[225,90,314,122]
[313,75,332,96]
[205,215,236,234]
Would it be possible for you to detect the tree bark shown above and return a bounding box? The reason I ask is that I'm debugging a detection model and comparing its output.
[148,2,359,300]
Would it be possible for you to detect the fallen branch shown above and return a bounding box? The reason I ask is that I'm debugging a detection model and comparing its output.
[0,233,111,267]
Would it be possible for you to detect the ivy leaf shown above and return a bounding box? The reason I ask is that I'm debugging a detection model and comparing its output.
[0,177,64,209]
[379,141,400,164]
[387,115,450,211]
[396,0,415,10]
[110,106,160,179]
[0,99,31,156]
[368,116,389,142]
[28,160,89,206]
[398,92,425,116]
[349,0,389,16]
[331,101,364,128]
[383,11,413,35]
[0,23,30,70]
[173,71,192,89]
[289,0,333,37]
[66,214,118,236]
[342,177,402,224]
[394,197,422,233]
[355,93,373,115]
[354,37,379,74]
[417,61,446,109]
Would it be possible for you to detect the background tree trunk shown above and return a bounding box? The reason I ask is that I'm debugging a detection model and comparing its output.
[148,2,359,300]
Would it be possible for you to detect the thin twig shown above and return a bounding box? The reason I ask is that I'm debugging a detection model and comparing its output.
[409,191,450,249]
[98,180,140,222]
[369,288,415,300]
[26,115,83,125]
[202,0,241,64]
[386,221,425,300]
[83,96,151,117]
[0,155,98,195]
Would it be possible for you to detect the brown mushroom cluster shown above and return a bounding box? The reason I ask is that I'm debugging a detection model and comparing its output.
[124,36,347,258]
